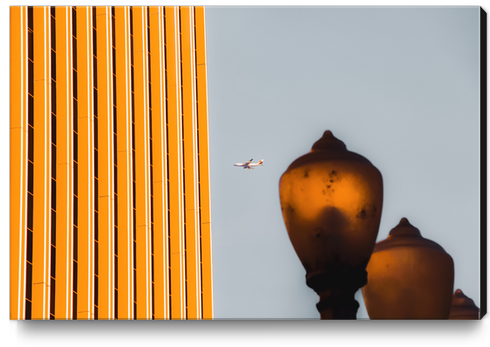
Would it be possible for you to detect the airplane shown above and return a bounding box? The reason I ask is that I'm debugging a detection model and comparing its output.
[233,158,264,170]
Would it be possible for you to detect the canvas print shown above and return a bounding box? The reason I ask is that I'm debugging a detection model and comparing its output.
[10,5,485,320]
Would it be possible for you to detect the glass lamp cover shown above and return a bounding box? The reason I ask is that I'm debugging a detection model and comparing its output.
[448,289,480,320]
[362,218,454,319]
[279,131,383,280]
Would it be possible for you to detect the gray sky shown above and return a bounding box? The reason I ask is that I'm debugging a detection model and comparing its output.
[205,6,481,319]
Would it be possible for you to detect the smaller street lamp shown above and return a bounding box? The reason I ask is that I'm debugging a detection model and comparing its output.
[448,289,480,319]
[279,131,383,319]
[362,218,454,319]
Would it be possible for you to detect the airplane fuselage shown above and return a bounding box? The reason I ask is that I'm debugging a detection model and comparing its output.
[234,159,264,170]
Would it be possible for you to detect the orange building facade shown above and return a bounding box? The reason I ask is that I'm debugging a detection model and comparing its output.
[10,6,214,320]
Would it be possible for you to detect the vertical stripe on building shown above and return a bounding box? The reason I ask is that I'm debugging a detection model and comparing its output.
[72,5,79,320]
[53,5,73,320]
[31,5,52,321]
[49,6,57,320]
[10,5,28,321]
[111,5,119,320]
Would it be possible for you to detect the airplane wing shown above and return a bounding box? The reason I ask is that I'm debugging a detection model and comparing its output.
[234,159,257,168]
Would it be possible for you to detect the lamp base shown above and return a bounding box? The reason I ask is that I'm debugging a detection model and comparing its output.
[306,265,367,320]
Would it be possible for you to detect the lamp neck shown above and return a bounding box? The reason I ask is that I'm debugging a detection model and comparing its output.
[306,265,367,320]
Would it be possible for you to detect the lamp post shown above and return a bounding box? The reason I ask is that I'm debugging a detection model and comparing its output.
[362,218,454,319]
[448,289,480,319]
[279,130,383,319]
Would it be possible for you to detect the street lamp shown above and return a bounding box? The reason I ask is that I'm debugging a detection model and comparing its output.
[448,289,480,319]
[279,130,383,319]
[362,218,454,319]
